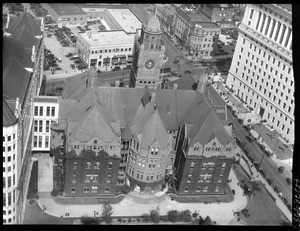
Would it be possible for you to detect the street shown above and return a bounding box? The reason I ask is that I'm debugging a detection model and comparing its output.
[207,85,292,205]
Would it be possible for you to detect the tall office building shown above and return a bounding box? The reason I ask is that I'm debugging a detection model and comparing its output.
[226,4,293,143]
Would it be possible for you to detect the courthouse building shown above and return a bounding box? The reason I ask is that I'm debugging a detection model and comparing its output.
[226,4,294,143]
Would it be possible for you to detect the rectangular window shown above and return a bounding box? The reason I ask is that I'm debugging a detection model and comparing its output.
[108,162,113,169]
[86,162,91,169]
[38,136,42,148]
[35,106,38,116]
[83,187,90,193]
[46,107,50,116]
[51,107,55,117]
[46,121,50,132]
[39,107,43,116]
[39,120,43,132]
[34,136,37,147]
[34,120,38,132]
[45,136,49,148]
[73,162,77,169]
[8,176,11,188]
[8,192,11,206]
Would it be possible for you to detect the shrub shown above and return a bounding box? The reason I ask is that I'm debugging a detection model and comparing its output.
[192,211,198,218]
[128,218,131,223]
[51,189,59,197]
[101,203,113,224]
[141,213,150,223]
[136,217,140,222]
[167,210,179,223]
[117,218,122,223]
[179,210,192,222]
[80,216,100,225]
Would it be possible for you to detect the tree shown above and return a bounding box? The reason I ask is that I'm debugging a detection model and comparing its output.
[150,207,160,223]
[101,203,113,224]
[167,210,179,223]
[201,216,212,225]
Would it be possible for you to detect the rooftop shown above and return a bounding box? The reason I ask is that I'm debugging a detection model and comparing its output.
[47,3,86,16]
[106,8,142,34]
[78,4,128,10]
[79,30,135,47]
[3,99,17,127]
[195,22,219,28]
[34,96,59,103]
[188,12,211,23]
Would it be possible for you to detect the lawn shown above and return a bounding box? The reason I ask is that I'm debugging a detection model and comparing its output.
[233,166,286,225]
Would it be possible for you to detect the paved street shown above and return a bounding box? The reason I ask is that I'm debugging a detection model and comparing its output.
[208,84,292,206]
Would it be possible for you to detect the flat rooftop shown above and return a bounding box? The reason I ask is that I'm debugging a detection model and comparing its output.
[106,8,142,34]
[196,22,219,28]
[78,3,128,10]
[79,30,135,47]
[34,96,59,103]
[189,12,211,23]
[48,3,86,16]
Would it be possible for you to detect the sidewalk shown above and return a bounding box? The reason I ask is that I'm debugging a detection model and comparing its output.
[37,168,248,225]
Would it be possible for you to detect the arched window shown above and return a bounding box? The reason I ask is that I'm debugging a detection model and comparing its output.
[151,147,154,155]
[155,148,159,155]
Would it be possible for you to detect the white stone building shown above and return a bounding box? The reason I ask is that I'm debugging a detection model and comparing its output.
[76,30,135,70]
[32,96,59,152]
[226,4,293,143]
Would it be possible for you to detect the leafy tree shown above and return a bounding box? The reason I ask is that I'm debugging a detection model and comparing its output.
[101,203,113,224]
[179,210,192,222]
[192,211,198,218]
[201,216,212,225]
[150,207,160,223]
[167,210,179,223]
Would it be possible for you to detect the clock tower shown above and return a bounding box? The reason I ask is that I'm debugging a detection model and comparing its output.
[134,15,165,89]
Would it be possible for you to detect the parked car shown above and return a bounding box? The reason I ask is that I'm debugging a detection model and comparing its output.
[55,87,63,92]
[112,66,121,71]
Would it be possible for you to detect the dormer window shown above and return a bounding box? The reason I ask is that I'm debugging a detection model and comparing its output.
[151,147,155,155]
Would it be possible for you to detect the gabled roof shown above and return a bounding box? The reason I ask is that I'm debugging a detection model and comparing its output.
[3,37,32,105]
[139,109,169,149]
[188,110,232,146]
[3,99,17,127]
[6,10,42,37]
[10,25,41,55]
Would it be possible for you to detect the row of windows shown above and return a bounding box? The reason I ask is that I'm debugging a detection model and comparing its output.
[70,186,110,194]
[184,185,220,193]
[34,106,56,117]
[90,47,132,54]
[3,164,15,174]
[33,136,49,148]
[73,161,112,170]
[3,190,16,207]
[3,134,16,142]
[128,167,162,182]
[3,144,16,153]
[3,216,16,224]
[34,120,53,133]
[251,9,292,49]
[235,84,293,135]
[3,207,16,216]
[3,174,16,189]
[3,154,15,163]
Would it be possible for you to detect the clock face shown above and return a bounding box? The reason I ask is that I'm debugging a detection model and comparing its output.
[145,60,155,69]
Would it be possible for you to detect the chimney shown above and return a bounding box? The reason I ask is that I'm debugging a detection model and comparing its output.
[151,92,157,109]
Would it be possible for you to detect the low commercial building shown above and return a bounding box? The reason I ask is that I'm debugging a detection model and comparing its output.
[43,3,87,28]
[189,22,220,57]
[200,4,237,23]
[76,30,135,70]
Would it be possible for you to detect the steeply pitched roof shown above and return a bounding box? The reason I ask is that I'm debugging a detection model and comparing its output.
[3,99,17,127]
[3,37,32,104]
[7,10,42,37]
[188,110,232,146]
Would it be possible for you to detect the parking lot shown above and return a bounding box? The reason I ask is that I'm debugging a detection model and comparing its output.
[43,29,84,79]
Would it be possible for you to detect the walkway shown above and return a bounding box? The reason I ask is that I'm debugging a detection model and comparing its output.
[37,167,248,225]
